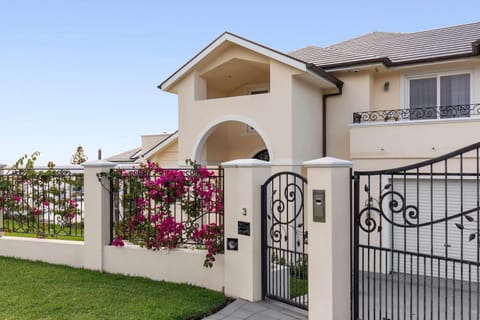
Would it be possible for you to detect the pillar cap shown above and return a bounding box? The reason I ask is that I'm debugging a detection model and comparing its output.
[303,157,352,168]
[81,160,118,169]
[221,159,271,168]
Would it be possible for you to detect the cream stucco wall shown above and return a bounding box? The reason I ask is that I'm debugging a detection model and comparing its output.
[372,70,401,110]
[147,140,179,167]
[292,77,323,161]
[0,237,84,267]
[172,43,338,169]
[350,118,480,171]
[174,50,313,166]
[104,246,224,292]
[323,58,480,165]
[326,71,373,159]
[349,58,480,171]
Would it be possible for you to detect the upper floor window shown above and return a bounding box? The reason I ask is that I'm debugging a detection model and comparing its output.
[407,72,471,120]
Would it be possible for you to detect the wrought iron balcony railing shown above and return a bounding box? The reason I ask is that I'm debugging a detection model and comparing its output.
[353,103,480,124]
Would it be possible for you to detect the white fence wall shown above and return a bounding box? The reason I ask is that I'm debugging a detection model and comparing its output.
[0,237,84,268]
[0,161,225,293]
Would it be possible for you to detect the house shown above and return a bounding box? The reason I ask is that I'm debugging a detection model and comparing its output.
[130,22,480,176]
[144,21,480,318]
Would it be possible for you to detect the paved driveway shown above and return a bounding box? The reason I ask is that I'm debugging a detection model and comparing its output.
[203,299,308,320]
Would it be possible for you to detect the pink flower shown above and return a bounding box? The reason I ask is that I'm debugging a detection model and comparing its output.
[112,237,125,247]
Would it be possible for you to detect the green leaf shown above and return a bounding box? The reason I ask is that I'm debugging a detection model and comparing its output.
[455,223,464,230]
[469,233,476,241]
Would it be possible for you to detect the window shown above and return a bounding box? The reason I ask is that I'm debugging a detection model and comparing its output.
[252,149,270,161]
[407,73,471,120]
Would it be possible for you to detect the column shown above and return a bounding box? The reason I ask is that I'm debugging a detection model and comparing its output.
[222,159,271,301]
[303,157,352,320]
[82,160,117,270]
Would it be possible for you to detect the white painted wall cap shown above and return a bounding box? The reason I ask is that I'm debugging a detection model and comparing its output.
[221,158,271,168]
[303,157,353,168]
[81,160,118,168]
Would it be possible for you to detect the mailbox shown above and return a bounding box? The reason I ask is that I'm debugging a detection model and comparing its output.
[313,189,326,223]
[238,221,250,236]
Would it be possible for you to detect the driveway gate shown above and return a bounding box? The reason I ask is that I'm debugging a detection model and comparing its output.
[352,142,480,320]
[261,171,308,309]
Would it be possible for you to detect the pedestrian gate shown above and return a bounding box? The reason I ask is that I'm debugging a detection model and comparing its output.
[261,171,308,309]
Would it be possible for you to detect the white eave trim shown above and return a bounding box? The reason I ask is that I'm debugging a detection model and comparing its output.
[325,62,387,73]
[160,33,311,91]
[142,132,178,159]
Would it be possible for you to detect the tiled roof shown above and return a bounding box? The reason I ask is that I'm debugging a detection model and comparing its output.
[289,22,480,69]
[106,147,141,163]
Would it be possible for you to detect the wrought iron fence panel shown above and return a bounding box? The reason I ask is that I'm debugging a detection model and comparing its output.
[109,166,224,246]
[0,167,84,239]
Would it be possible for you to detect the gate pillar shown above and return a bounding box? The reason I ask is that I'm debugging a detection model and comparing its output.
[222,159,271,301]
[303,157,352,320]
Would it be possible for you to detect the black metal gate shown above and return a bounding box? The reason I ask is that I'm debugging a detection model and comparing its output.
[352,142,480,320]
[261,171,308,310]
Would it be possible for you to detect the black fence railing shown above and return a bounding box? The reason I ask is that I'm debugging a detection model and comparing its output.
[109,166,224,246]
[353,103,480,123]
[352,142,480,320]
[0,167,84,239]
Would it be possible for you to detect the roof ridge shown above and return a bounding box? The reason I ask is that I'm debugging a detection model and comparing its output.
[407,21,480,36]
[289,21,480,69]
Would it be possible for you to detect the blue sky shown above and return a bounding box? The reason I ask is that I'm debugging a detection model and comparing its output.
[1,0,479,165]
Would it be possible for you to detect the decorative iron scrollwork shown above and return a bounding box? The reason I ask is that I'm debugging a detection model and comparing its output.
[359,183,480,234]
[266,177,306,249]
[353,103,480,123]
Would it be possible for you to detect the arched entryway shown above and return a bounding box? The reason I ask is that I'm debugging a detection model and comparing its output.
[193,119,272,165]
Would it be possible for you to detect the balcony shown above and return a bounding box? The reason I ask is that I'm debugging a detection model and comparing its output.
[350,103,480,168]
[353,104,480,124]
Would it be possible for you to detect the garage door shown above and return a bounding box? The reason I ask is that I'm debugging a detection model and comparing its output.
[392,178,480,281]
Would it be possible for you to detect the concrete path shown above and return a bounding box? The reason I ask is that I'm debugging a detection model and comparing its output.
[203,299,308,320]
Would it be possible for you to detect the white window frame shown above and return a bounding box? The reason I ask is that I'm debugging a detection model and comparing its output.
[402,69,473,111]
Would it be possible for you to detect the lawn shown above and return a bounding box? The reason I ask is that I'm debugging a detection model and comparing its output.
[0,257,227,320]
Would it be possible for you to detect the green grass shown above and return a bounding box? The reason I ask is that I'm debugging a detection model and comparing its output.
[0,257,227,320]
[290,277,308,299]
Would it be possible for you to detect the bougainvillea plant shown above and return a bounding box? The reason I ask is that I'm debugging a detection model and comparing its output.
[0,152,83,238]
[101,160,224,268]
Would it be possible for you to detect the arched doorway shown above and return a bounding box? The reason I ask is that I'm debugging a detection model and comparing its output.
[193,120,272,165]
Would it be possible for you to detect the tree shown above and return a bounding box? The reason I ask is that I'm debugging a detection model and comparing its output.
[70,146,88,165]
